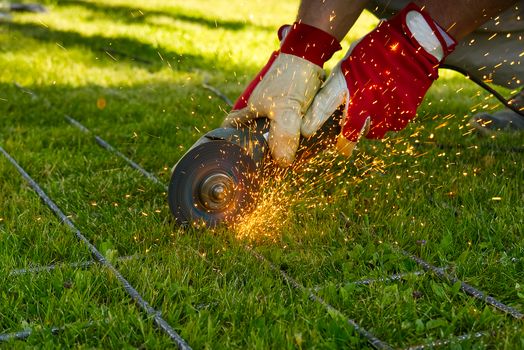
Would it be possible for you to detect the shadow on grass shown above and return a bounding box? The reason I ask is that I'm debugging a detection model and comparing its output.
[58,0,269,32]
[6,21,244,74]
[0,79,234,190]
[0,79,228,138]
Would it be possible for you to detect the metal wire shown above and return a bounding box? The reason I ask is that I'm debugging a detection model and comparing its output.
[64,115,168,191]
[0,147,191,350]
[0,327,61,343]
[247,247,393,350]
[0,329,33,342]
[12,83,167,192]
[404,331,487,350]
[338,213,523,320]
[400,250,524,320]
[9,255,139,277]
[310,270,426,292]
[202,79,234,107]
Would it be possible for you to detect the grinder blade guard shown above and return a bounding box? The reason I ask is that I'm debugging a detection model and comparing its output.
[169,112,342,227]
[168,120,269,227]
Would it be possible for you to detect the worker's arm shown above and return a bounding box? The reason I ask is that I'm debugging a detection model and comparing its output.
[302,0,518,156]
[222,0,368,166]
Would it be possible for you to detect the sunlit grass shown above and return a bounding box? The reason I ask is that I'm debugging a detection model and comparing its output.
[0,0,523,348]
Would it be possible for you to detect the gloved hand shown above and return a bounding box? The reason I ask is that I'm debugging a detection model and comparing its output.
[222,23,341,166]
[302,2,457,157]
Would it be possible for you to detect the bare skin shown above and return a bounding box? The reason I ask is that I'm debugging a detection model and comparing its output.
[414,0,518,40]
[296,0,518,42]
[297,0,369,41]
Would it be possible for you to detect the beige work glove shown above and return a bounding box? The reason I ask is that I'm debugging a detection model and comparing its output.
[222,23,341,166]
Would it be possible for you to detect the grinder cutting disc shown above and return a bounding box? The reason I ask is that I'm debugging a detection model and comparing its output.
[168,126,267,227]
[169,111,342,227]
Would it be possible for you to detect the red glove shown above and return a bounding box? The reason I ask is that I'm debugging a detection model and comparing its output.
[222,23,341,166]
[302,3,457,156]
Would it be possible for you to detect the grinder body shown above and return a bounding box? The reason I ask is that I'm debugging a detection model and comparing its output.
[168,112,341,227]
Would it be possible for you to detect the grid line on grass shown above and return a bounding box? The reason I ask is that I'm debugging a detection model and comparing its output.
[13,83,167,191]
[60,113,393,349]
[0,327,61,343]
[400,250,524,320]
[8,255,140,277]
[339,213,524,320]
[64,115,168,191]
[202,79,234,107]
[334,214,523,347]
[9,246,221,279]
[0,329,32,342]
[247,247,394,350]
[403,331,487,350]
[310,270,427,292]
[0,146,191,350]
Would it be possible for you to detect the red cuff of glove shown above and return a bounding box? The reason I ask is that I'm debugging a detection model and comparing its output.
[232,51,279,110]
[231,23,341,110]
[280,22,341,68]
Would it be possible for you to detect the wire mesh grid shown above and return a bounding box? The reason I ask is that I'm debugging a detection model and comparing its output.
[1,84,522,349]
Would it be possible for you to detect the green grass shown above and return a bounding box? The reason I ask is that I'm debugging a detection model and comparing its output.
[1,0,523,348]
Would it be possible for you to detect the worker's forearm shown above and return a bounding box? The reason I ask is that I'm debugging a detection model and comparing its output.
[297,0,518,43]
[297,0,369,41]
[414,0,518,40]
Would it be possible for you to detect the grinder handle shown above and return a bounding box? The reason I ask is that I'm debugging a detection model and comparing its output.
[205,108,343,168]
[248,108,343,164]
[250,106,342,156]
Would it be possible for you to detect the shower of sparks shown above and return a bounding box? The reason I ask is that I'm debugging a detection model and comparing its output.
[226,82,521,240]
[389,42,399,52]
[232,176,292,242]
[96,97,106,110]
[172,17,521,239]
[232,143,395,242]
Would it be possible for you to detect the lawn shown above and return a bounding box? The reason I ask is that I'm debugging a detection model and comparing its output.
[0,0,523,348]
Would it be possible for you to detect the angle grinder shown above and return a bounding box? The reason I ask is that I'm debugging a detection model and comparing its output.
[168,110,342,227]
